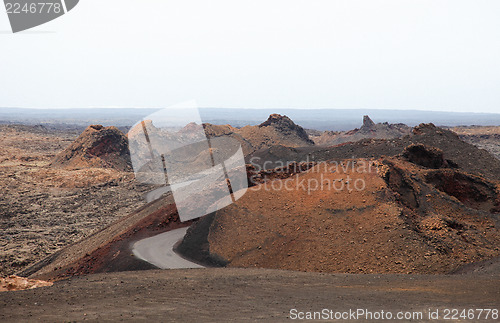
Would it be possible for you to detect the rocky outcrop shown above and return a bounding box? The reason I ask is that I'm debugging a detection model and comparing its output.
[237,114,314,152]
[359,115,376,132]
[0,275,52,292]
[51,125,132,171]
[402,144,446,169]
[258,114,314,145]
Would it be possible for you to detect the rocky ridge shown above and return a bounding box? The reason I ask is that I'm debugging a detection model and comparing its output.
[312,115,411,146]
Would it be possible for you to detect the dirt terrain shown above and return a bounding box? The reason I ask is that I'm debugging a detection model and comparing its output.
[450,126,500,160]
[1,268,499,322]
[0,125,148,277]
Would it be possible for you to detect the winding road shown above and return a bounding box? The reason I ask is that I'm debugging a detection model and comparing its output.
[132,227,203,269]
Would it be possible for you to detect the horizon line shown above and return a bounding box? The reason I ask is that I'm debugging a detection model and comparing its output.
[1,106,500,115]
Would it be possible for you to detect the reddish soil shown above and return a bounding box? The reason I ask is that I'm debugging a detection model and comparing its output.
[180,154,500,274]
[424,170,500,213]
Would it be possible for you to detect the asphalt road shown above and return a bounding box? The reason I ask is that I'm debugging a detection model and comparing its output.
[132,227,203,269]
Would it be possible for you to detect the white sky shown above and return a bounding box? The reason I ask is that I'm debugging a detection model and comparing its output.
[0,0,499,113]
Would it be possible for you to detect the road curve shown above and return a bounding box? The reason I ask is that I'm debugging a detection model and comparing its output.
[132,227,204,269]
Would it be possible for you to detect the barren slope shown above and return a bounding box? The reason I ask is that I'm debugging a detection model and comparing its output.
[450,125,500,160]
[180,150,500,274]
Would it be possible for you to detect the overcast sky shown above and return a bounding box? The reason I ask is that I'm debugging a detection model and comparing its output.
[0,0,499,112]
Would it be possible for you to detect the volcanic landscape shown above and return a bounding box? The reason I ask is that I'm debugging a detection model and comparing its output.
[1,114,499,321]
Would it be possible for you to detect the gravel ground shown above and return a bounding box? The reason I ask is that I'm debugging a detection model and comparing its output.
[0,268,499,322]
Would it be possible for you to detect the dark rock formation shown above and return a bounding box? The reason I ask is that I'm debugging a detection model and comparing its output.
[259,114,315,145]
[402,144,446,169]
[51,125,132,171]
[359,115,376,132]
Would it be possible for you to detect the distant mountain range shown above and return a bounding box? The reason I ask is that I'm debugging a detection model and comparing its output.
[1,107,500,131]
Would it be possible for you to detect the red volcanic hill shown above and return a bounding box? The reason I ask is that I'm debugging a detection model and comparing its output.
[179,149,500,274]
[51,125,132,171]
[178,124,500,274]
